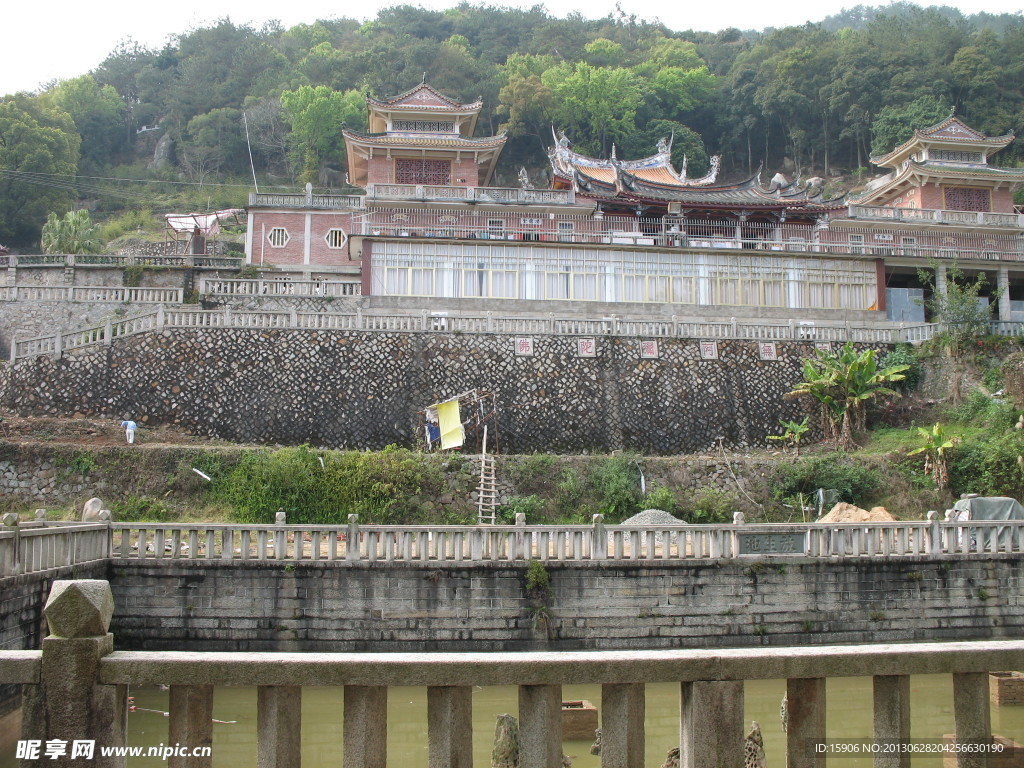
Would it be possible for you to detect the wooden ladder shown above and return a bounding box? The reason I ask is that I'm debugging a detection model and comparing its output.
[477,426,498,525]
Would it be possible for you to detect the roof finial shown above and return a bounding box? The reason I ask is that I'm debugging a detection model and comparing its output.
[949,104,957,118]
[422,72,427,84]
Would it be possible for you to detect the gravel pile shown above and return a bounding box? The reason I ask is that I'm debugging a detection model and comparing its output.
[614,509,686,547]
[618,509,686,526]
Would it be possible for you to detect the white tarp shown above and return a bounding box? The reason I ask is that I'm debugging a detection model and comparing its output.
[165,209,244,235]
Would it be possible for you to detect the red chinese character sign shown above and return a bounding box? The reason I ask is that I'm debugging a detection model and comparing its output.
[640,340,660,359]
[699,341,719,360]
[514,337,535,356]
[577,338,597,358]
[758,342,778,361]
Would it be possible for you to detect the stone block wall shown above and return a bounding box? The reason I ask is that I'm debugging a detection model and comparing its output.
[0,329,825,454]
[106,556,1022,653]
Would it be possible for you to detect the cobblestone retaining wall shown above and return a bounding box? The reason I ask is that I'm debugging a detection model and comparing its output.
[0,330,835,454]
[107,557,1021,652]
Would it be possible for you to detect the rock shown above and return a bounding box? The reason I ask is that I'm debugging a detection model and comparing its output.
[81,497,104,522]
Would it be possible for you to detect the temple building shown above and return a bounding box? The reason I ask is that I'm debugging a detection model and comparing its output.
[245,86,1024,324]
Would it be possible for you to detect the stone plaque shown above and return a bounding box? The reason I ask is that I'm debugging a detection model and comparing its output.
[737,531,805,555]
[577,338,597,357]
[699,340,719,360]
[814,342,832,353]
[758,342,778,361]
[514,337,535,356]
[640,340,660,359]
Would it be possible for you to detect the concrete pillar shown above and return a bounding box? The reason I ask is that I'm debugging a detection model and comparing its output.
[168,686,213,768]
[21,579,126,767]
[873,675,911,768]
[601,683,645,768]
[953,672,991,768]
[680,681,744,768]
[997,267,1012,324]
[518,684,562,768]
[257,686,301,768]
[344,685,387,768]
[787,678,825,768]
[427,685,473,768]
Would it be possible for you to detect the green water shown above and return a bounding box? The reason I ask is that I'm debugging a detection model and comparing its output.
[5,675,1018,767]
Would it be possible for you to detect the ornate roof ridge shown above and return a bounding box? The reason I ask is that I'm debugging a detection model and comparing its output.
[366,82,481,111]
[342,128,506,146]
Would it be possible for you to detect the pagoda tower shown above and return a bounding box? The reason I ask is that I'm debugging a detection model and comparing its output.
[342,83,507,189]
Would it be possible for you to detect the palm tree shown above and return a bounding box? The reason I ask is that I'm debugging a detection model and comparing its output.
[41,209,104,255]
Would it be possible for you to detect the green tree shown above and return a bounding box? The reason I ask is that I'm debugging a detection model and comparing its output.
[280,86,365,186]
[870,95,948,156]
[0,94,80,246]
[542,61,646,155]
[42,76,127,172]
[41,209,103,254]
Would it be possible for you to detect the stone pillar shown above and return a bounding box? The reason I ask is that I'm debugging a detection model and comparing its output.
[427,685,473,768]
[680,681,744,768]
[601,683,644,768]
[997,267,1012,324]
[257,686,301,768]
[21,579,126,767]
[873,675,911,768]
[787,678,825,768]
[344,685,387,768]
[2,512,20,577]
[168,686,213,768]
[518,684,562,768]
[952,673,991,768]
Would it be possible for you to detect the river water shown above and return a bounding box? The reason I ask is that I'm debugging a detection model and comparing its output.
[4,674,1019,767]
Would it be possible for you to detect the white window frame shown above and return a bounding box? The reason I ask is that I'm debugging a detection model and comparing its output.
[324,228,348,249]
[267,227,290,248]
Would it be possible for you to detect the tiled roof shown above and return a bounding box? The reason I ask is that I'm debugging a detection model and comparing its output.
[367,83,482,112]
[343,129,506,149]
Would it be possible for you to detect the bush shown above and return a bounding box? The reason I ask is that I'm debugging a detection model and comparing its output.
[948,389,1016,428]
[498,494,545,523]
[111,495,175,522]
[772,456,882,505]
[588,453,643,522]
[678,487,736,524]
[225,445,446,525]
[948,429,1024,499]
[880,344,921,392]
[639,484,678,515]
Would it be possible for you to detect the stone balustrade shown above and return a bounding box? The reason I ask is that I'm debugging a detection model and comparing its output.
[5,512,1024,577]
[12,303,971,362]
[0,578,1019,768]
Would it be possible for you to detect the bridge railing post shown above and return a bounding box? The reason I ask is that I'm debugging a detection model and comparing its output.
[347,514,360,561]
[927,510,942,555]
[21,579,127,766]
[592,514,606,560]
[1,513,21,577]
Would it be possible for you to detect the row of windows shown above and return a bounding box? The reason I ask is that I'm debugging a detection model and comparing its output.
[376,264,874,309]
[266,227,348,249]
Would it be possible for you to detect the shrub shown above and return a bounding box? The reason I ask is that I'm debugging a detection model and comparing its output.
[678,487,736,524]
[225,445,446,525]
[880,344,922,393]
[588,453,643,522]
[498,494,545,523]
[772,456,882,505]
[639,484,678,515]
[948,429,1024,499]
[111,495,175,522]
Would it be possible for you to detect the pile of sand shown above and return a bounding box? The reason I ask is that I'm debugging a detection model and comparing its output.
[818,502,895,523]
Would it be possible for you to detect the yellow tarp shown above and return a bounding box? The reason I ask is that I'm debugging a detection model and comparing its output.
[436,399,464,450]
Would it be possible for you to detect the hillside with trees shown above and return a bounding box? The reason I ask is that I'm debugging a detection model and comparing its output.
[1,1,1024,247]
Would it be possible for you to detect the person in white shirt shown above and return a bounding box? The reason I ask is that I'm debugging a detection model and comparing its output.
[120,419,137,444]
